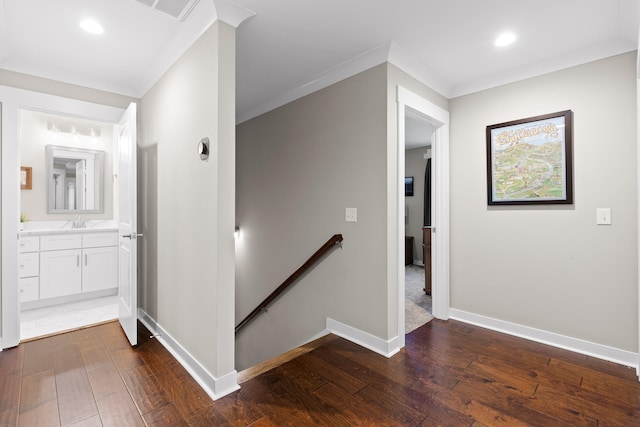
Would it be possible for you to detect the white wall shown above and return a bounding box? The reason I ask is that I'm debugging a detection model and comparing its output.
[405,147,429,262]
[19,110,114,221]
[449,52,638,353]
[139,21,237,389]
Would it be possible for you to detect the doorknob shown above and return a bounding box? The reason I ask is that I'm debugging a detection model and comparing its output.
[122,233,143,239]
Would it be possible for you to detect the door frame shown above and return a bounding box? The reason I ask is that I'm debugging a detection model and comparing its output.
[396,86,450,348]
[0,85,124,349]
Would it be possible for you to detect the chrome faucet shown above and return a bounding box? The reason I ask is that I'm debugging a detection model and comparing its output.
[72,217,86,229]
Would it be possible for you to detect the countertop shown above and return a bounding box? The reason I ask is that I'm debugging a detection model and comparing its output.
[20,227,118,237]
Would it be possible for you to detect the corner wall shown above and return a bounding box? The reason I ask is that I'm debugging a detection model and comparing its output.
[139,21,237,395]
[235,62,450,370]
[449,52,638,355]
[235,65,389,370]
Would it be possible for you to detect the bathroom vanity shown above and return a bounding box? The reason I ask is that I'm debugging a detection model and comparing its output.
[19,226,118,310]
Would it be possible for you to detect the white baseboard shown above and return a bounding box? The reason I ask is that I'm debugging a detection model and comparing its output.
[138,309,239,400]
[450,309,639,370]
[327,318,401,357]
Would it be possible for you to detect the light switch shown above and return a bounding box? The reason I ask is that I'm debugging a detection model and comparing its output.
[345,208,357,222]
[596,208,612,225]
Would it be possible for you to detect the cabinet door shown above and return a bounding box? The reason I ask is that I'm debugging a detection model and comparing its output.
[40,249,82,299]
[83,247,118,292]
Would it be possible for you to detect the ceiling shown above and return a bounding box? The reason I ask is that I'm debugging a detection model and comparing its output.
[0,0,638,127]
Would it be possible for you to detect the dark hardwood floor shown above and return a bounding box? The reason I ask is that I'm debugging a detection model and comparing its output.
[1,319,639,426]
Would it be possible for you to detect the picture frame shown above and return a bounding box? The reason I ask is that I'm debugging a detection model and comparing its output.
[486,110,573,205]
[20,166,32,190]
[405,176,414,197]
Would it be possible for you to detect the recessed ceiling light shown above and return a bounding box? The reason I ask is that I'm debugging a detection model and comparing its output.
[494,32,517,47]
[79,19,104,35]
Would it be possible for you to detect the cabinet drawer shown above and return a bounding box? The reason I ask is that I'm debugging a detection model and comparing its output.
[19,252,39,278]
[19,277,39,302]
[19,235,40,253]
[40,234,82,251]
[83,232,118,248]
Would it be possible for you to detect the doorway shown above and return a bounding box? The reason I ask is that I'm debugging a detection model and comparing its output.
[404,114,434,333]
[396,86,450,349]
[18,109,119,340]
[1,86,126,348]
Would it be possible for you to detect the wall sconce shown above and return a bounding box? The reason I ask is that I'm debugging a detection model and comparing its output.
[234,226,240,239]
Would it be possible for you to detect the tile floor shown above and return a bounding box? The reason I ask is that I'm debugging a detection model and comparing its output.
[20,295,118,340]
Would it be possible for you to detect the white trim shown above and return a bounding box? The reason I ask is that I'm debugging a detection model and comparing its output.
[387,42,452,98]
[237,43,391,124]
[450,309,639,369]
[213,0,256,28]
[637,51,640,378]
[138,309,240,400]
[237,42,456,125]
[133,1,254,99]
[396,86,450,350]
[450,41,636,98]
[327,318,400,358]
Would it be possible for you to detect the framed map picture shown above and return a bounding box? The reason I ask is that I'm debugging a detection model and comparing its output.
[486,110,573,205]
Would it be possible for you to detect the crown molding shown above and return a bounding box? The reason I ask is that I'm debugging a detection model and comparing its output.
[236,42,392,124]
[450,39,637,99]
[236,41,456,124]
[134,0,255,99]
[213,0,256,28]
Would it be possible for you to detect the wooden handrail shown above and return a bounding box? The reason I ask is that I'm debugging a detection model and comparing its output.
[235,233,343,335]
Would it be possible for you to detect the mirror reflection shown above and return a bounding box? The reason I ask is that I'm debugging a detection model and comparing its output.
[47,145,105,213]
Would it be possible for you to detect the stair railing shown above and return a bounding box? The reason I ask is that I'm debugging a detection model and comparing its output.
[235,234,343,335]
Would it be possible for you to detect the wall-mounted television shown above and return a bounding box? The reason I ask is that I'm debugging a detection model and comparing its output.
[405,176,414,197]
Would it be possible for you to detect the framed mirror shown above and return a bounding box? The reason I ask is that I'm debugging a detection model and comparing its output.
[46,145,105,214]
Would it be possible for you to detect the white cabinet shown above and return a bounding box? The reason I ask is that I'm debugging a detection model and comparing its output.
[41,234,82,251]
[20,277,39,302]
[83,247,118,292]
[19,252,40,278]
[19,235,40,303]
[40,249,82,299]
[19,230,118,308]
[19,235,40,253]
[82,232,119,292]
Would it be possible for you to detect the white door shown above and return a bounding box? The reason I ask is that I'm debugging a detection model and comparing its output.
[118,103,138,345]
